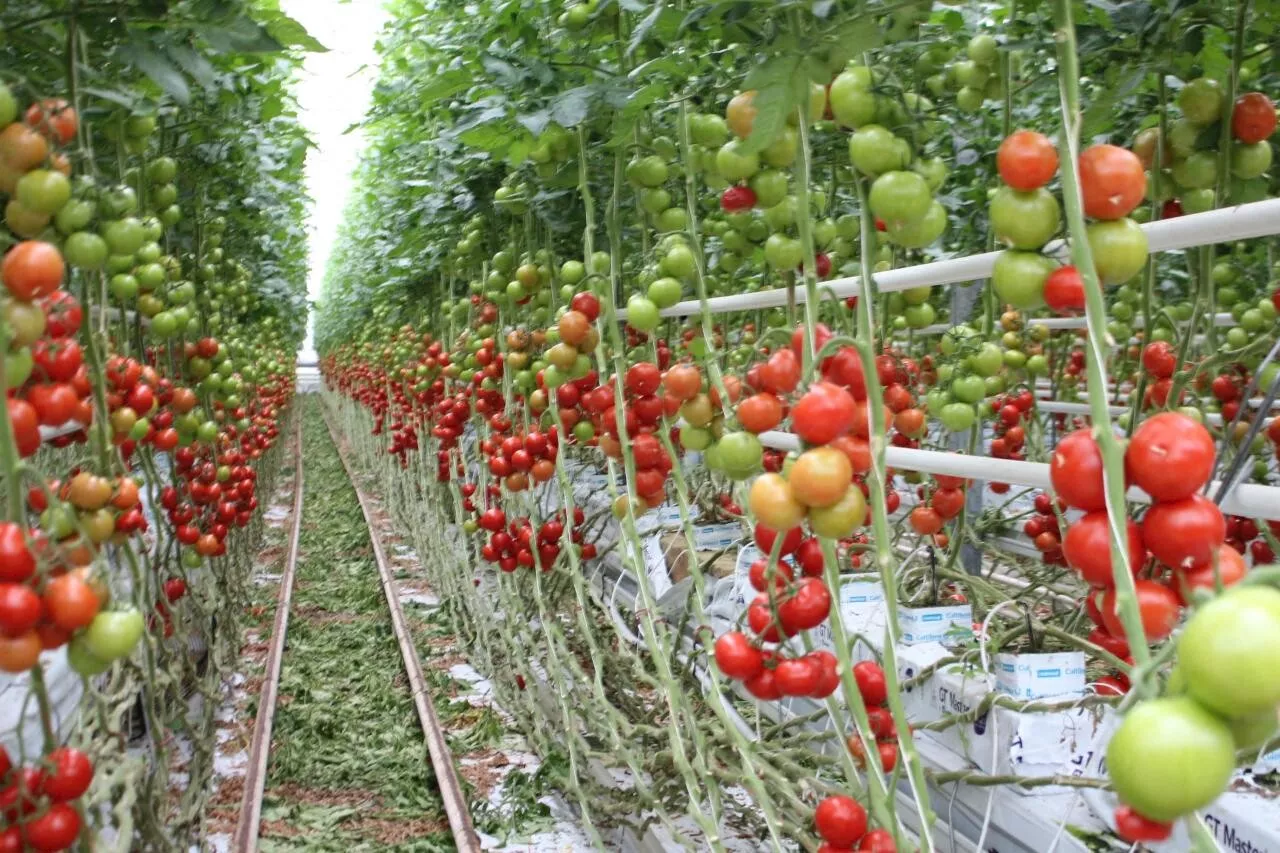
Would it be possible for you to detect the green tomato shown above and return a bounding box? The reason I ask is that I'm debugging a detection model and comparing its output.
[1087,218,1148,285]
[968,342,1003,377]
[647,277,683,309]
[869,171,932,226]
[84,609,146,661]
[5,346,33,388]
[0,84,16,126]
[938,402,977,432]
[912,157,949,192]
[715,141,759,181]
[16,169,72,216]
[764,234,803,270]
[661,243,696,280]
[627,296,660,332]
[887,200,947,249]
[749,169,789,208]
[101,217,145,255]
[807,487,867,538]
[1025,354,1048,376]
[1172,151,1218,189]
[992,250,1053,309]
[761,127,799,168]
[657,207,688,232]
[68,635,112,676]
[1178,585,1280,718]
[848,125,910,176]
[1230,141,1272,179]
[990,187,1060,250]
[951,374,986,404]
[1181,187,1216,214]
[828,70,877,128]
[1178,77,1223,125]
[63,232,108,270]
[1106,696,1235,822]
[762,197,797,230]
[717,431,763,480]
[626,154,669,188]
[967,33,998,64]
[903,303,936,328]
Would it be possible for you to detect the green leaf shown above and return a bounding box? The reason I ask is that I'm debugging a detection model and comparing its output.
[416,68,473,110]
[822,17,882,72]
[739,49,805,155]
[165,45,217,89]
[627,2,666,56]
[548,86,598,128]
[262,11,328,52]
[119,42,192,104]
[82,87,138,109]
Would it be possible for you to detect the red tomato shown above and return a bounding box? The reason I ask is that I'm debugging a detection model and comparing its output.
[713,630,763,680]
[997,129,1059,190]
[22,801,81,851]
[1049,429,1109,511]
[1078,144,1145,220]
[40,747,93,802]
[758,349,801,395]
[778,577,831,632]
[1140,341,1176,379]
[858,828,897,851]
[774,656,819,697]
[791,382,855,446]
[1114,806,1173,843]
[753,523,803,556]
[8,398,42,457]
[1062,512,1145,587]
[1125,412,1215,502]
[0,584,42,638]
[852,660,888,706]
[2,241,65,300]
[1142,494,1225,569]
[1232,92,1277,144]
[1100,579,1181,642]
[1043,265,1085,314]
[737,393,783,433]
[815,794,868,847]
[1174,544,1247,600]
[0,523,35,583]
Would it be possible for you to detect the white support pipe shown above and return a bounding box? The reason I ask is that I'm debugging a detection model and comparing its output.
[757,430,1280,519]
[911,312,1235,335]
[619,199,1280,320]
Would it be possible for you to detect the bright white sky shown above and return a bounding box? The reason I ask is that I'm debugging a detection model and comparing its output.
[281,0,389,360]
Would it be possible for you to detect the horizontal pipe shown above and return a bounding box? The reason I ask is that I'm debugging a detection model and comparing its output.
[619,199,1280,320]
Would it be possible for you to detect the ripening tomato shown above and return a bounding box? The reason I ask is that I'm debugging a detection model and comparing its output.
[663,364,701,400]
[737,393,783,434]
[1078,144,1146,220]
[43,573,101,631]
[997,130,1059,190]
[2,241,65,300]
[0,630,40,673]
[749,473,806,532]
[789,447,852,508]
[25,99,78,145]
[1174,544,1247,601]
[908,506,943,535]
[1125,412,1215,502]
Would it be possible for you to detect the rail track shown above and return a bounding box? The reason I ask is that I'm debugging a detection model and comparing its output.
[230,409,479,852]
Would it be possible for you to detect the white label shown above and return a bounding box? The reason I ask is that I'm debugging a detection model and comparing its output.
[657,502,684,530]
[732,544,763,607]
[994,651,1087,700]
[693,524,739,552]
[643,533,672,599]
[897,605,974,646]
[839,579,886,660]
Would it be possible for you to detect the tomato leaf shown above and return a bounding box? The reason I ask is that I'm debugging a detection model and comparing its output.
[739,48,805,156]
[118,42,191,105]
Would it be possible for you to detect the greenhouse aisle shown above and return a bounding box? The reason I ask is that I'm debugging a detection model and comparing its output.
[203,397,595,851]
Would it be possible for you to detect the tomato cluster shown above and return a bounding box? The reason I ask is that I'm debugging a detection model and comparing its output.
[0,745,93,853]
[475,505,592,573]
[813,793,895,852]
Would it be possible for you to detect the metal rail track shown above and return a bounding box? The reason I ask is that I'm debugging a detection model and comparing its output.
[324,412,482,853]
[233,416,305,852]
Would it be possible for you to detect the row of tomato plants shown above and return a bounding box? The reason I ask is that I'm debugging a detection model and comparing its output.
[0,2,311,850]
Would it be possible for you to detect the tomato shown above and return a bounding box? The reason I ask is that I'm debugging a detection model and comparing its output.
[749,473,806,531]
[22,801,81,851]
[997,130,1059,190]
[1141,494,1224,569]
[990,186,1060,250]
[28,383,79,427]
[725,91,757,138]
[663,365,701,401]
[1140,341,1176,379]
[1062,512,1145,587]
[789,448,852,508]
[852,660,888,706]
[791,382,855,445]
[908,506,943,535]
[41,292,82,337]
[775,657,819,696]
[1087,218,1147,285]
[736,393,783,434]
[749,557,793,593]
[758,349,802,395]
[0,630,40,673]
[1113,806,1173,843]
[43,573,101,631]
[40,747,93,801]
[84,613,141,661]
[807,487,867,538]
[1099,579,1180,642]
[1048,429,1109,511]
[1125,412,1214,502]
[815,794,868,847]
[930,487,965,520]
[1106,696,1234,822]
[1086,627,1129,659]
[848,125,910,176]
[868,171,930,227]
[744,666,781,700]
[807,650,839,699]
[0,123,49,172]
[714,630,763,680]
[778,577,831,632]
[2,241,65,300]
[858,829,896,852]
[754,523,803,557]
[1078,144,1145,220]
[0,583,42,638]
[992,249,1053,308]
[1178,585,1280,719]
[1232,92,1276,144]
[25,98,78,144]
[1175,544,1247,601]
[0,522,36,583]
